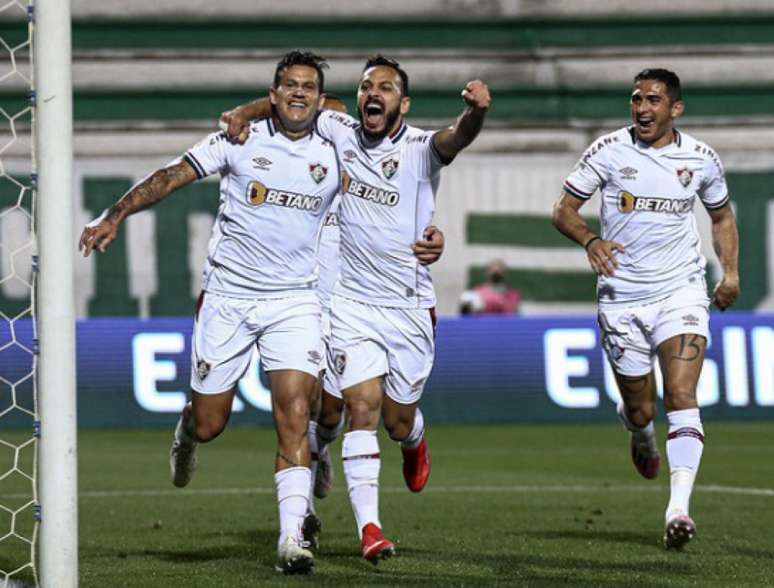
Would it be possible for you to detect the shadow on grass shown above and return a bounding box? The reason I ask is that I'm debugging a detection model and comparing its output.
[524,528,658,548]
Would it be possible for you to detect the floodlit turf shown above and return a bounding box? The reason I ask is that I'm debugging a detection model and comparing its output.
[2,422,774,587]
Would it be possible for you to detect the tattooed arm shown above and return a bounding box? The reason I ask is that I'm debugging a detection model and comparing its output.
[79,160,198,257]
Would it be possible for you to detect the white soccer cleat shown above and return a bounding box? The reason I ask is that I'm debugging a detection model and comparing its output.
[275,536,315,574]
[664,514,697,550]
[169,419,198,488]
[314,445,334,499]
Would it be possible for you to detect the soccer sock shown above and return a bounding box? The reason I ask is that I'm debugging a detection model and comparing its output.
[616,401,655,441]
[400,408,425,449]
[307,421,319,514]
[342,430,381,537]
[665,408,704,520]
[275,466,311,546]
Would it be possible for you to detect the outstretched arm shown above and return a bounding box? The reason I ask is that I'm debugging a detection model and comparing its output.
[707,204,740,310]
[79,159,197,256]
[552,191,624,277]
[432,80,490,164]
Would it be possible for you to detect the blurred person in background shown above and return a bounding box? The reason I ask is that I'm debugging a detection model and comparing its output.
[459,258,521,315]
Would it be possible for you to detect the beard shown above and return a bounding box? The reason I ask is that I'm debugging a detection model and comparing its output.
[358,103,402,143]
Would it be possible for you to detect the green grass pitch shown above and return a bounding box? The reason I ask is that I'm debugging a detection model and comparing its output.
[2,422,773,586]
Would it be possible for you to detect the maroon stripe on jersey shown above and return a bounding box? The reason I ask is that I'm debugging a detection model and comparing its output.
[429,307,437,341]
[195,291,205,320]
[342,453,381,461]
[564,181,592,199]
[389,122,407,141]
[667,427,705,443]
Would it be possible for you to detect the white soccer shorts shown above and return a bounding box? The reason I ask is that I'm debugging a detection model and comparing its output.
[597,284,710,377]
[190,291,323,394]
[323,295,436,405]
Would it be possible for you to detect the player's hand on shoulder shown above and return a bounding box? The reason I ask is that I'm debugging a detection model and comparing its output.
[412,225,445,266]
[586,238,624,277]
[461,80,491,111]
[218,109,250,144]
[712,274,740,311]
[78,212,119,257]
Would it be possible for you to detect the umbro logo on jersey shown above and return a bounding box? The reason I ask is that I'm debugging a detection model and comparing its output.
[246,181,323,211]
[619,166,638,179]
[381,158,399,179]
[618,191,694,214]
[343,149,357,163]
[342,174,399,206]
[309,162,328,184]
[252,157,272,170]
[307,350,322,364]
[676,168,693,187]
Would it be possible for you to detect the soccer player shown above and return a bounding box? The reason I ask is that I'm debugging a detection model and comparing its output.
[79,51,341,574]
[222,55,490,562]
[552,69,739,549]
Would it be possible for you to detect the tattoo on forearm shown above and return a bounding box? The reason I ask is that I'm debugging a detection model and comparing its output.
[107,163,191,222]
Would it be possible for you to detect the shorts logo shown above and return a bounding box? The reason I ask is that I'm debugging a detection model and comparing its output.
[333,351,347,375]
[307,350,322,364]
[196,359,211,381]
[677,167,694,188]
[381,158,399,179]
[619,166,638,180]
[309,162,328,184]
[682,314,700,326]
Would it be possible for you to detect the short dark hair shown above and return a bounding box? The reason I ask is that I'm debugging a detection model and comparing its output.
[273,50,328,93]
[363,55,410,97]
[633,68,682,102]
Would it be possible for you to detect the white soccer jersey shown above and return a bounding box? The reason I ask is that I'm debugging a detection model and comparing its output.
[563,126,728,307]
[315,110,445,309]
[184,118,339,297]
[317,197,341,309]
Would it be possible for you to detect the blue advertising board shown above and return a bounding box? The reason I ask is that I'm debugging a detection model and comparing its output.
[1,313,773,428]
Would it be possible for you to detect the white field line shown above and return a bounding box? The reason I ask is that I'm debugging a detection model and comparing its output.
[2,483,772,500]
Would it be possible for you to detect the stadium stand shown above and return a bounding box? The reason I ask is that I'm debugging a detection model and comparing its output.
[1,0,772,315]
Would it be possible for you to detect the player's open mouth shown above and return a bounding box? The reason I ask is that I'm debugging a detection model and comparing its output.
[637,118,654,131]
[364,101,385,128]
[288,101,307,113]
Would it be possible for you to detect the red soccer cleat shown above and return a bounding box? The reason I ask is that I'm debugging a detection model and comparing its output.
[361,523,395,564]
[401,437,431,492]
[630,434,661,479]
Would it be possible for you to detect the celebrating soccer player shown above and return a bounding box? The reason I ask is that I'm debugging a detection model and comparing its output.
[552,68,740,549]
[223,56,490,563]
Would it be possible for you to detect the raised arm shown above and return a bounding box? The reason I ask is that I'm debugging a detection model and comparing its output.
[707,204,740,310]
[552,191,624,277]
[432,80,490,164]
[78,159,197,257]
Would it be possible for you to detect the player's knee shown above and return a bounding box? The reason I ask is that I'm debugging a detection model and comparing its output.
[193,415,227,442]
[347,399,378,429]
[627,402,656,427]
[385,420,411,442]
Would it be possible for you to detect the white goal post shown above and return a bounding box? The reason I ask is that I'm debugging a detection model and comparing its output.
[33,0,78,587]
